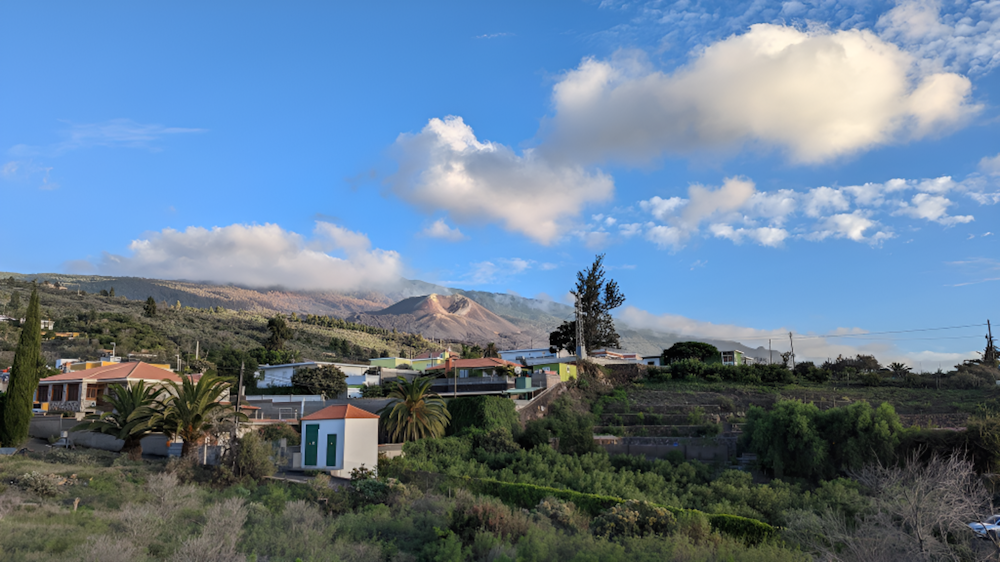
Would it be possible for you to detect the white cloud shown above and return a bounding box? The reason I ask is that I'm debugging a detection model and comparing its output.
[638,196,686,221]
[449,257,534,286]
[645,224,687,249]
[420,219,467,241]
[11,118,204,157]
[91,222,402,291]
[803,186,850,218]
[618,222,643,237]
[745,189,798,223]
[710,224,789,247]
[980,153,1000,176]
[896,193,974,226]
[388,116,614,245]
[546,24,979,164]
[969,192,1000,205]
[810,211,891,243]
[877,0,1000,75]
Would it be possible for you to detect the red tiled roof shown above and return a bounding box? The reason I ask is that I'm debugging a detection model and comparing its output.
[39,362,182,384]
[424,357,520,371]
[301,404,380,421]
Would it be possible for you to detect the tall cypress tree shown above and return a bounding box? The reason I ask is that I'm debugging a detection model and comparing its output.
[0,285,43,447]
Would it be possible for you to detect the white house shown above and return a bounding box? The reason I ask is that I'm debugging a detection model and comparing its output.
[299,404,380,477]
[257,362,375,389]
[498,348,571,363]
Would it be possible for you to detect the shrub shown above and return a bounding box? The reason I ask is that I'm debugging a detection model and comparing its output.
[220,431,277,484]
[360,384,386,398]
[592,500,677,539]
[473,427,522,454]
[677,511,717,546]
[453,492,531,542]
[259,422,300,446]
[17,472,58,497]
[448,396,521,435]
[535,496,589,534]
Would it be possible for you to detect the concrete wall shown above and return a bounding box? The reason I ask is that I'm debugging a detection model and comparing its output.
[29,416,172,455]
[341,418,379,476]
[517,382,566,424]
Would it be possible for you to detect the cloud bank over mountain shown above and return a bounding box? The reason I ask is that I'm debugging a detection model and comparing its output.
[85,222,402,291]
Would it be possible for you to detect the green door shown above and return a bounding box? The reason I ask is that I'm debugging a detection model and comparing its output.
[304,424,318,466]
[326,434,338,467]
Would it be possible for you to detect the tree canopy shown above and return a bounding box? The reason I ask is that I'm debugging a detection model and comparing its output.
[265,316,291,351]
[143,296,157,317]
[379,376,451,442]
[549,254,625,353]
[661,342,720,364]
[291,365,347,398]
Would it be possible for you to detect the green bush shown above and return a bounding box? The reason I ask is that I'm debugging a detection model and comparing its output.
[592,500,677,539]
[259,423,300,446]
[448,396,521,435]
[18,472,58,497]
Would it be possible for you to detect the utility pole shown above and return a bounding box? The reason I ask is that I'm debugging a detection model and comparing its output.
[235,362,244,429]
[195,341,199,360]
[575,294,587,361]
[789,332,795,371]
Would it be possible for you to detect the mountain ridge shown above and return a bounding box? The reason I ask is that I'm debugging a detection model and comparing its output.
[1,272,769,359]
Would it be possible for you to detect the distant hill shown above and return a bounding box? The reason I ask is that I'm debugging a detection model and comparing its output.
[1,271,770,360]
[347,293,533,347]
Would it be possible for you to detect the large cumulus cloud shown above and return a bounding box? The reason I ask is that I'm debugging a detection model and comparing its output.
[92,222,402,291]
[387,116,614,244]
[545,24,979,164]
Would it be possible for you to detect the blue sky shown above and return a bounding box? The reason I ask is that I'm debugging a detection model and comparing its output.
[2,1,999,366]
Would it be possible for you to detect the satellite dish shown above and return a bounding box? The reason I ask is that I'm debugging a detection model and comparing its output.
[514,366,522,375]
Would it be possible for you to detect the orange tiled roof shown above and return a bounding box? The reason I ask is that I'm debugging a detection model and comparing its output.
[39,362,182,384]
[301,404,380,421]
[423,357,520,371]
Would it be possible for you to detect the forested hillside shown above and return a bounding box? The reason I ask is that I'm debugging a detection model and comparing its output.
[0,277,453,372]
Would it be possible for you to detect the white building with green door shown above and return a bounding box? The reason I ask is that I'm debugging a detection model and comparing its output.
[299,404,380,477]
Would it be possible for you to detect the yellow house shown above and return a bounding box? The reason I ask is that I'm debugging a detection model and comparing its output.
[531,361,577,382]
[371,350,455,373]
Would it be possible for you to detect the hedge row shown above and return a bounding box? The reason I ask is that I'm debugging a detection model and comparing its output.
[455,476,777,546]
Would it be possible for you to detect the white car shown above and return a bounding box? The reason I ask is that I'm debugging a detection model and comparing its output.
[968,515,1000,539]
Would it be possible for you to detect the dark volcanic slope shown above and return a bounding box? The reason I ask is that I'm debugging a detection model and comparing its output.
[347,294,524,343]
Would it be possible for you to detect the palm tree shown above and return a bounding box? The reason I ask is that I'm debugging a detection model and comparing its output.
[483,342,499,358]
[378,376,451,442]
[151,374,244,458]
[72,381,163,461]
[888,362,911,378]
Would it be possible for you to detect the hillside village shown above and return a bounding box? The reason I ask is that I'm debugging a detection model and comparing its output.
[2,273,1000,560]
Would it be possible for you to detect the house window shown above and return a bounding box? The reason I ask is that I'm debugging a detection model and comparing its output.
[86,386,99,399]
[459,369,469,378]
[37,386,49,402]
[52,385,64,401]
[67,384,80,402]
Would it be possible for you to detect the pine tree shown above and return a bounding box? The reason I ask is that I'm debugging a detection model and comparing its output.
[0,285,44,447]
[549,254,626,353]
[143,296,158,317]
